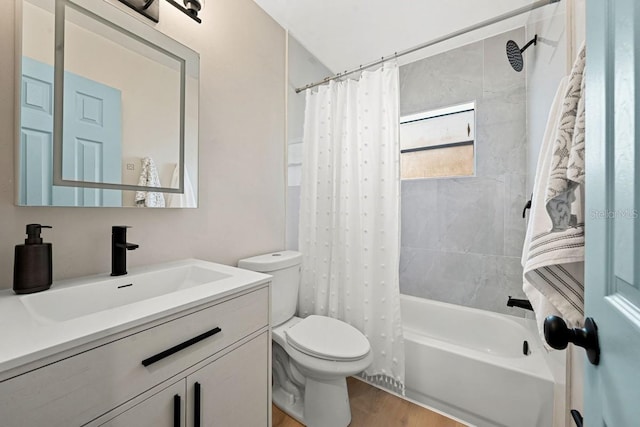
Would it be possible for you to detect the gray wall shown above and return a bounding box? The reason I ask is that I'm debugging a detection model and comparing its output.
[525,3,568,194]
[0,0,286,286]
[399,28,528,316]
[286,36,332,251]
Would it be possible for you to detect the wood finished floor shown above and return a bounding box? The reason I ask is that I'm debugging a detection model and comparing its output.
[272,377,466,427]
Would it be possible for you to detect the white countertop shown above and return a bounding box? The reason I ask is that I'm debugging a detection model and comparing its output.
[0,259,271,375]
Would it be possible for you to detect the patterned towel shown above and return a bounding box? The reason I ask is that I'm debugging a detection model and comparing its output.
[522,45,586,344]
[135,157,165,208]
[546,43,586,231]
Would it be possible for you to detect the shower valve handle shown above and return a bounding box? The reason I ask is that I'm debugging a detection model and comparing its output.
[543,316,600,365]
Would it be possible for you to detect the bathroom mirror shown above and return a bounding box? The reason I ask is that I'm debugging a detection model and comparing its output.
[16,0,199,207]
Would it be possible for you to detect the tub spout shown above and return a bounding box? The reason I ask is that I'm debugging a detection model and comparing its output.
[507,297,533,311]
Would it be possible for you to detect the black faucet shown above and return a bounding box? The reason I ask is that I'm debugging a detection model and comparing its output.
[507,296,534,311]
[111,226,139,276]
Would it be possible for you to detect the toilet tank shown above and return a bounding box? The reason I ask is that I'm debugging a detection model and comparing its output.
[238,251,302,326]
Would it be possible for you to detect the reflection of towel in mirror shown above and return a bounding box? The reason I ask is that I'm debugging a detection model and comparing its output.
[166,164,196,208]
[135,157,165,207]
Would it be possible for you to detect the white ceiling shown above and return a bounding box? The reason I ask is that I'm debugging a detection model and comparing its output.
[253,0,538,72]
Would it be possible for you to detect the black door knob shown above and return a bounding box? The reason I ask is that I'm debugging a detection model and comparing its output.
[570,409,583,427]
[544,316,600,365]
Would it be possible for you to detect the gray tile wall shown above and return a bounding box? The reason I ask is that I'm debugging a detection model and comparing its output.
[399,28,529,316]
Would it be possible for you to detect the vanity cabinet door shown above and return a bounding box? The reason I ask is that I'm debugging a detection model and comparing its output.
[99,380,186,427]
[187,332,269,427]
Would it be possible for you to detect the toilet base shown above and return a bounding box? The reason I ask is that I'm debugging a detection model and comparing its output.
[304,376,351,427]
[273,377,352,427]
[273,385,305,424]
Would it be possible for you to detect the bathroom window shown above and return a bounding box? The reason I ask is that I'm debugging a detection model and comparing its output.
[399,102,475,179]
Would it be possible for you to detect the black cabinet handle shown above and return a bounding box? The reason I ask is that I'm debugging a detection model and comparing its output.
[142,327,222,367]
[194,382,202,427]
[173,394,181,427]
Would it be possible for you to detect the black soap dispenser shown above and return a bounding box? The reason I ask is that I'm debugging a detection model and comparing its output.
[13,224,53,294]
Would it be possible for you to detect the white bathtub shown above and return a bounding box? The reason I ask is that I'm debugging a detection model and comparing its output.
[401,294,557,427]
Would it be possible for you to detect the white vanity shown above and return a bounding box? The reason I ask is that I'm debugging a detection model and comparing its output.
[0,260,272,427]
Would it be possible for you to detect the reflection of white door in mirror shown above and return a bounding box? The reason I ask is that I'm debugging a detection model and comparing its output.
[20,57,122,206]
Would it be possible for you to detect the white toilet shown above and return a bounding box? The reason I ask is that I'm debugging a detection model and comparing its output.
[238,251,373,427]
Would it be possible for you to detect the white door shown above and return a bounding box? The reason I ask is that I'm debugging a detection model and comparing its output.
[584,0,640,425]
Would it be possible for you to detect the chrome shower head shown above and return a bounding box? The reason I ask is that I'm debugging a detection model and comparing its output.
[506,35,538,72]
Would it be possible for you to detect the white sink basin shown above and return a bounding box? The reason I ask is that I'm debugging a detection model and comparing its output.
[20,262,231,323]
[0,259,271,373]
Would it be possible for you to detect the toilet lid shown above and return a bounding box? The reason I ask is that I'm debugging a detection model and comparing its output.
[285,315,370,361]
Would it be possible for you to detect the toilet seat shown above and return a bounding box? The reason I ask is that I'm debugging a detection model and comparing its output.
[285,315,370,361]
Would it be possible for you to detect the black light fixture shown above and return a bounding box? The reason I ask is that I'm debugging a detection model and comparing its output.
[118,0,204,24]
[166,0,204,23]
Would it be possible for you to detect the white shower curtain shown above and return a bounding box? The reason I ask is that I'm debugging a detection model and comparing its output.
[298,63,404,392]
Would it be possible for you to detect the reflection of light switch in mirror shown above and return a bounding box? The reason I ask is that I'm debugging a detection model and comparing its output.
[126,164,135,171]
